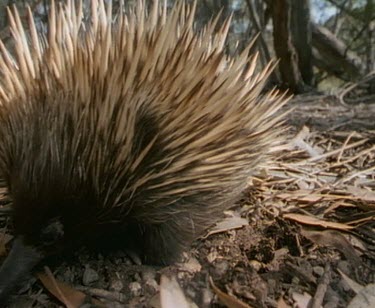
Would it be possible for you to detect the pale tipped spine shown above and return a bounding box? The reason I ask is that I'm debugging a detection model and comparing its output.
[0,0,289,239]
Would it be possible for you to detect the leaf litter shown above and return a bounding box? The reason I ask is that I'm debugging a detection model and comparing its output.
[0,94,374,307]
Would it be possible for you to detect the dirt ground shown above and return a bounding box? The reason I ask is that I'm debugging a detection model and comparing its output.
[1,94,374,307]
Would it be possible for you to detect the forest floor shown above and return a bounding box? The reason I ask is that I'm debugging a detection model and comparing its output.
[1,94,375,308]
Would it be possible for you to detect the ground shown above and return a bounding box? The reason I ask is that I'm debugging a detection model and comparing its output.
[1,94,374,308]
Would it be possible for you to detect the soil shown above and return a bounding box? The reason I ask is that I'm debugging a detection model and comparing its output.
[1,94,374,308]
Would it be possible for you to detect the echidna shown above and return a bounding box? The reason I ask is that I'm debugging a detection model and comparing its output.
[0,0,288,302]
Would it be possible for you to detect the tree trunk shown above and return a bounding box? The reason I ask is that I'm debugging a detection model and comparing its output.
[291,0,314,86]
[270,0,305,92]
[311,23,363,80]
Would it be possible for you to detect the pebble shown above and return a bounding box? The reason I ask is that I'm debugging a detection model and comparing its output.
[60,267,75,283]
[129,281,142,296]
[109,279,124,292]
[313,266,324,276]
[249,260,262,272]
[82,266,99,286]
[145,278,159,292]
[142,268,157,281]
[202,288,214,307]
[214,260,229,276]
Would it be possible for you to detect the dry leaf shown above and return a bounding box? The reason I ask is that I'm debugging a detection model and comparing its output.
[209,276,253,308]
[347,186,375,202]
[292,292,312,308]
[277,296,291,308]
[160,275,194,308]
[277,192,323,203]
[347,284,375,308]
[301,229,362,265]
[291,126,322,158]
[337,269,364,294]
[284,213,353,230]
[204,216,248,238]
[37,267,104,308]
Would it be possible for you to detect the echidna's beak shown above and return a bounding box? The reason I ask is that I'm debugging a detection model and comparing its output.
[0,236,43,304]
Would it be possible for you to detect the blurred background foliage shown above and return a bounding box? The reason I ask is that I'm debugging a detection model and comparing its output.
[0,0,374,95]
